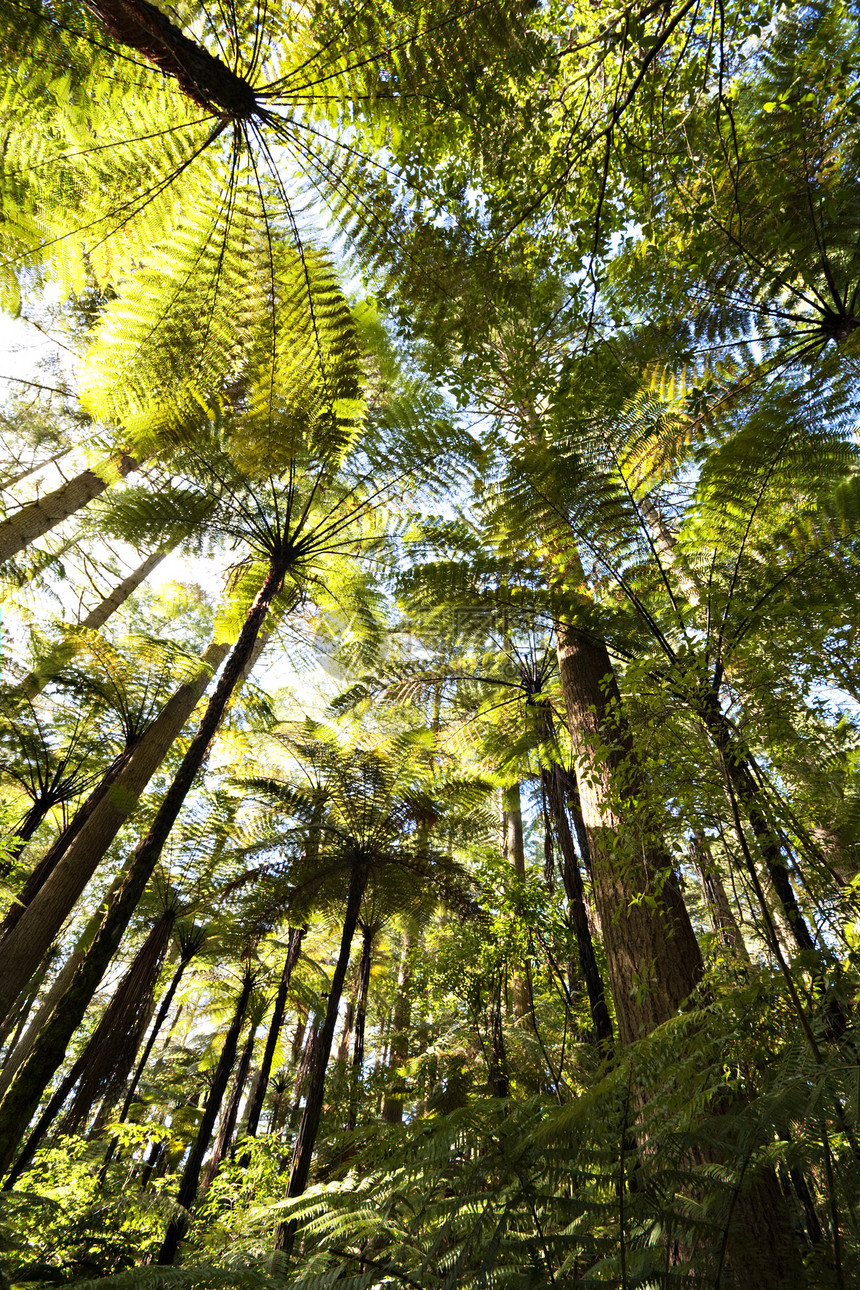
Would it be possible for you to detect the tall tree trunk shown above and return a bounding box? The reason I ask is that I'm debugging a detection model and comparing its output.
[244,927,304,1139]
[288,1016,317,1131]
[502,784,535,1030]
[348,924,374,1131]
[689,832,750,960]
[0,638,229,1022]
[15,549,169,702]
[275,858,369,1249]
[3,908,176,1188]
[381,928,416,1124]
[200,1017,259,1195]
[60,907,177,1134]
[487,971,509,1098]
[0,873,126,1097]
[543,763,613,1048]
[336,1000,354,1066]
[157,966,255,1263]
[0,555,287,1176]
[0,454,137,566]
[0,950,57,1064]
[556,628,703,1044]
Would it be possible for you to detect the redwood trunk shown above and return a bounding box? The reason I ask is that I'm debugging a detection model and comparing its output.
[557,629,804,1289]
[3,909,175,1188]
[0,870,127,1100]
[556,628,703,1045]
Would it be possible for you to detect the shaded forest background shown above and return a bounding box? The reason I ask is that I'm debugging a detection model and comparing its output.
[1,0,860,1286]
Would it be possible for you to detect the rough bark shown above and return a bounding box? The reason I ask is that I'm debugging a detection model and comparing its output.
[3,910,175,1188]
[556,631,806,1289]
[556,628,703,1045]
[0,639,229,1024]
[200,1018,259,1195]
[157,967,255,1263]
[60,907,176,1133]
[244,927,305,1139]
[348,924,374,1131]
[0,455,137,566]
[98,942,200,1178]
[0,868,127,1099]
[83,0,259,117]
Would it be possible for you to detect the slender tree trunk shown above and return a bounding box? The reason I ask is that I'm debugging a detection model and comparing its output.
[487,971,509,1098]
[98,943,200,1178]
[275,858,369,1249]
[336,1000,354,1066]
[0,556,287,1176]
[0,454,137,566]
[1,446,74,493]
[690,833,750,960]
[348,925,373,1131]
[0,951,56,1063]
[3,909,175,1188]
[14,550,168,702]
[543,763,613,1048]
[288,1018,317,1131]
[244,927,304,1139]
[502,784,535,1029]
[200,1017,259,1195]
[381,928,416,1124]
[0,638,229,1022]
[157,966,256,1263]
[83,550,167,630]
[60,908,176,1133]
[0,799,57,877]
